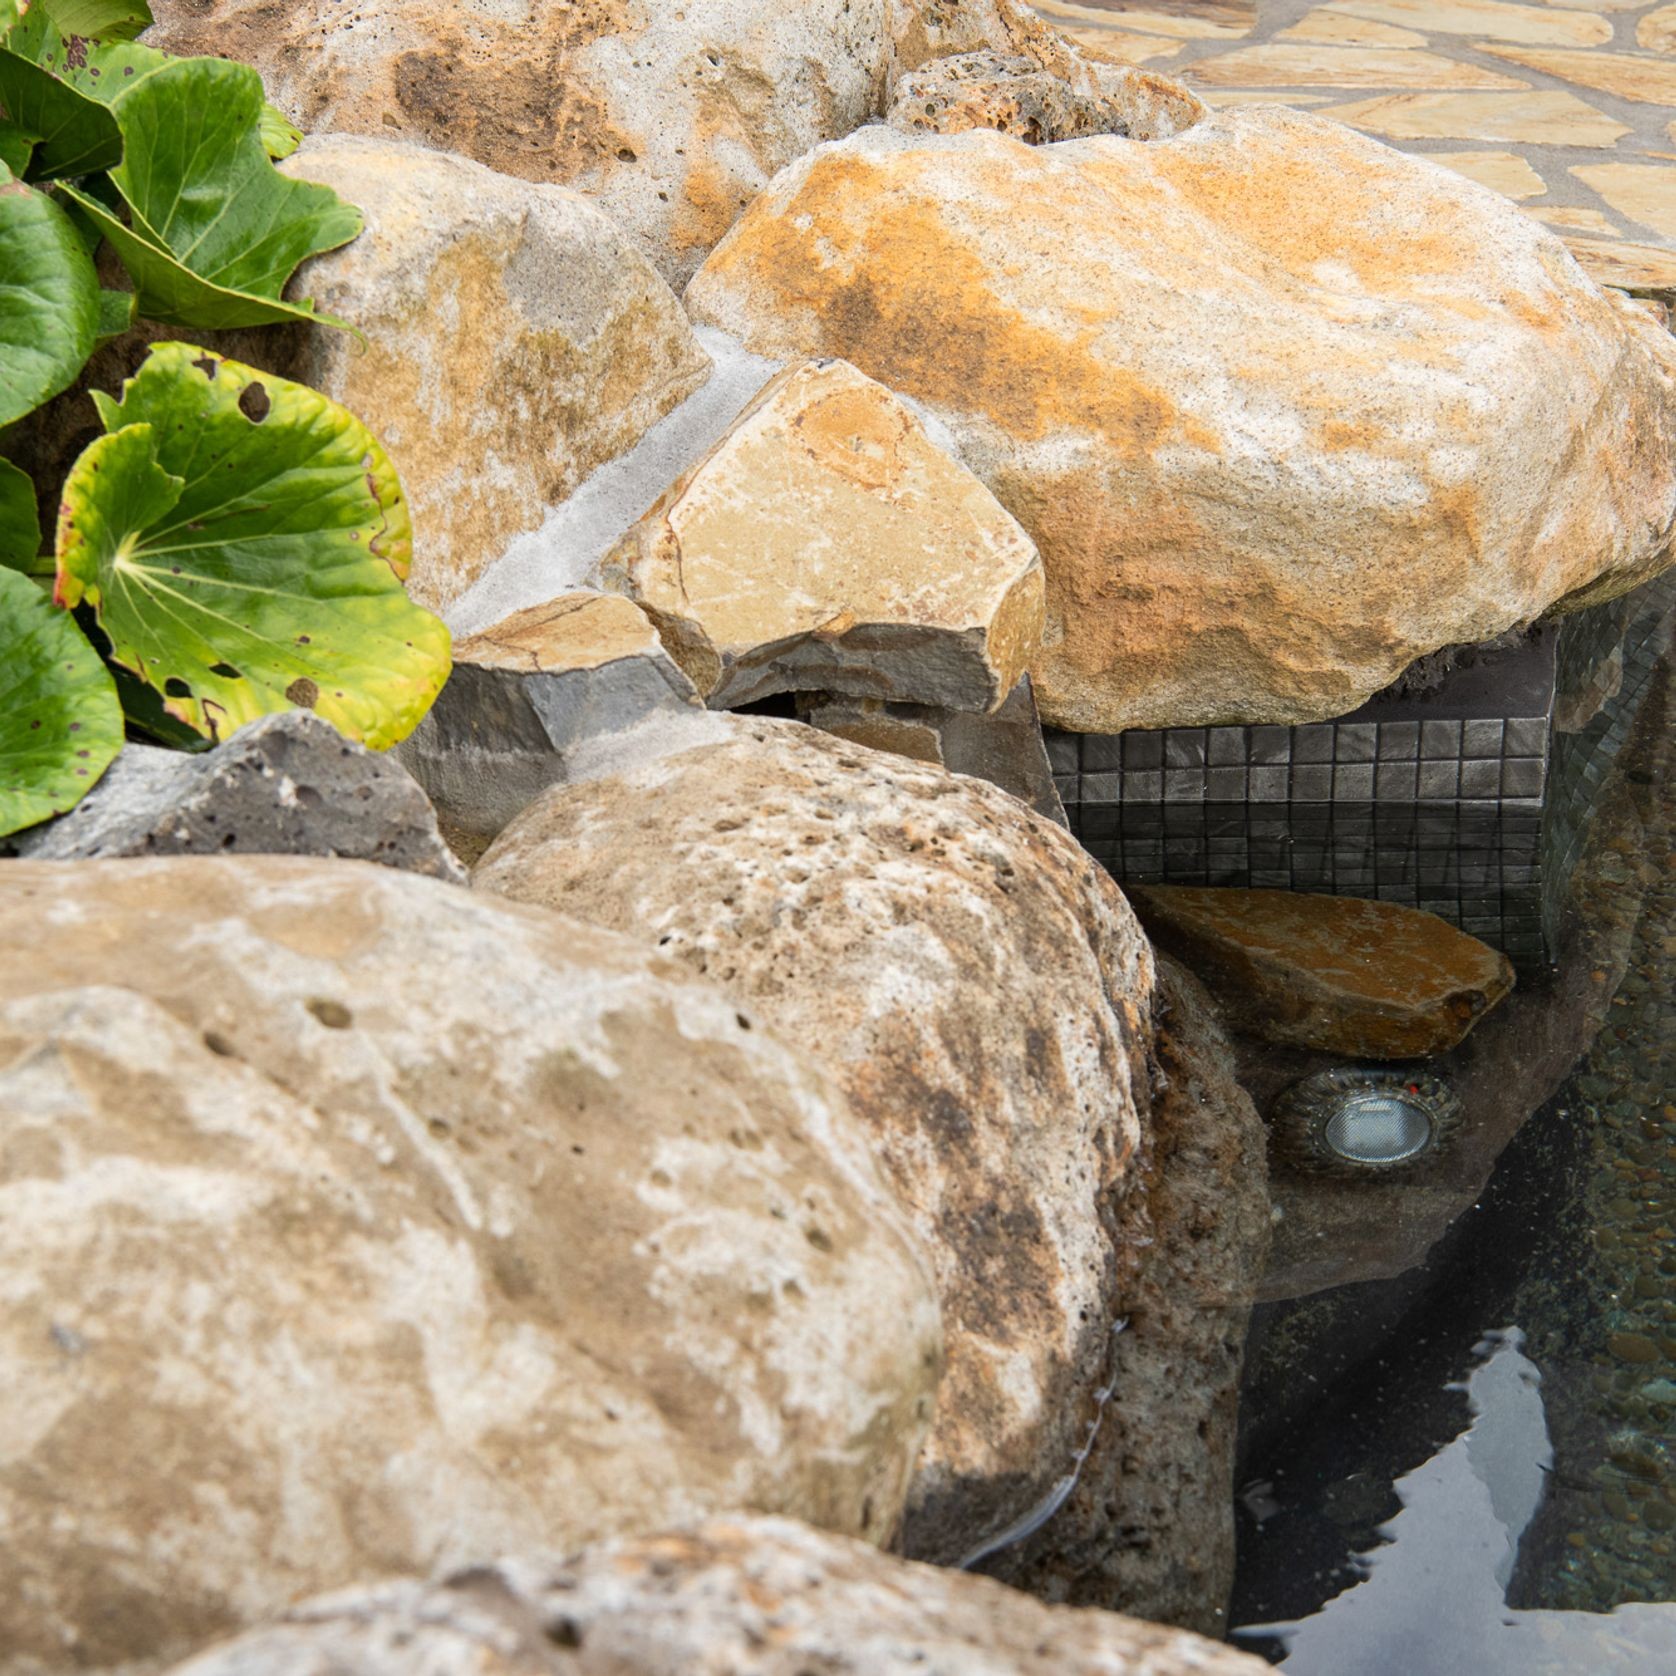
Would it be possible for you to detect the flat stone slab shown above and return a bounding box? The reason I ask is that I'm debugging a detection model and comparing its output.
[1127,885,1515,1059]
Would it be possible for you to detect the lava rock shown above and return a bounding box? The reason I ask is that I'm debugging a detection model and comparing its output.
[10,713,465,882]
[0,857,942,1676]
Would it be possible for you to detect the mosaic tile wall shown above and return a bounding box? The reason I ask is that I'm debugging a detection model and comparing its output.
[1048,576,1676,973]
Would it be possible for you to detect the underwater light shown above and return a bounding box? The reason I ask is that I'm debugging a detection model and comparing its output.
[1273,1067,1460,1175]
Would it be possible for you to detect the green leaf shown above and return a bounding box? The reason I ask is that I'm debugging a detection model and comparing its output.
[0,125,32,174]
[259,100,302,162]
[94,285,134,346]
[55,342,450,750]
[57,56,361,330]
[37,1,154,38]
[0,564,123,836]
[0,3,24,35]
[0,11,123,179]
[0,164,99,426]
[0,455,40,569]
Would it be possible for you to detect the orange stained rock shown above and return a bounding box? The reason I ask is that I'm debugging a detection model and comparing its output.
[1479,45,1676,104]
[453,592,665,676]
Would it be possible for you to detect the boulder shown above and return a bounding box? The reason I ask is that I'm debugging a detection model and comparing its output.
[981,960,1270,1634]
[162,1516,1270,1676]
[472,718,1155,1568]
[0,857,941,1676]
[271,137,709,615]
[800,676,1067,826]
[396,591,702,862]
[1128,886,1515,1060]
[686,112,1676,732]
[600,358,1045,711]
[9,713,464,882]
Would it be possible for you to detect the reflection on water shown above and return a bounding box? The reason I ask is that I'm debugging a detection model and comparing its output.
[1238,1334,1676,1674]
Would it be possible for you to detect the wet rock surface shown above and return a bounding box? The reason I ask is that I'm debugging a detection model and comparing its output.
[1128,886,1515,1060]
[687,113,1676,731]
[472,717,1154,1571]
[9,714,464,882]
[601,358,1044,713]
[0,857,941,1676]
[397,591,701,862]
[983,959,1269,1636]
[162,1516,1271,1676]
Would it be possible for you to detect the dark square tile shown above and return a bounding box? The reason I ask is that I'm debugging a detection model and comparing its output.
[1292,764,1332,801]
[1421,719,1462,759]
[1053,774,1079,803]
[1083,735,1123,772]
[1250,766,1289,802]
[1459,759,1502,799]
[1333,764,1376,799]
[1123,770,1162,802]
[1250,726,1292,765]
[1294,725,1335,764]
[1505,717,1549,757]
[1337,723,1377,763]
[1079,804,1122,839]
[1375,760,1418,800]
[1044,732,1081,773]
[1208,727,1247,766]
[1377,721,1420,760]
[1164,769,1205,802]
[1165,731,1207,768]
[1082,772,1122,803]
[1501,758,1546,799]
[1122,732,1163,770]
[1416,759,1459,800]
[1207,766,1248,800]
[1463,718,1505,758]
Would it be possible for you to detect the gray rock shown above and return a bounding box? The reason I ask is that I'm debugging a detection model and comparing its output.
[801,677,1068,828]
[11,713,464,882]
[395,592,704,863]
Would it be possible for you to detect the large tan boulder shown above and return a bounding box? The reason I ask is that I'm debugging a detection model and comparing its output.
[600,358,1045,710]
[473,718,1155,1567]
[262,137,711,614]
[145,1,1199,287]
[686,112,1676,731]
[163,1516,1271,1676]
[0,858,941,1676]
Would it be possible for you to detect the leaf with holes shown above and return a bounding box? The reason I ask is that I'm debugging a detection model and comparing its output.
[0,565,123,836]
[57,55,361,328]
[55,342,449,749]
[0,163,99,426]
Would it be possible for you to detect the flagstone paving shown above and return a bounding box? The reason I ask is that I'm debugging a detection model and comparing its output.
[1033,0,1676,293]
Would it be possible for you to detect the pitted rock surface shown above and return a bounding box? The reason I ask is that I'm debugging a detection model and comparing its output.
[163,1516,1272,1676]
[473,718,1154,1565]
[0,857,941,1676]
[687,113,1676,731]
[600,358,1044,711]
[11,713,464,882]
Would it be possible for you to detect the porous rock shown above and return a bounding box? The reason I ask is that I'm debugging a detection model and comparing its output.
[145,1,1200,288]
[982,960,1270,1634]
[1128,886,1515,1060]
[277,137,708,614]
[600,358,1045,711]
[0,857,941,1676]
[687,113,1676,731]
[396,591,701,862]
[162,1516,1271,1676]
[10,713,464,882]
[472,717,1154,1568]
[800,676,1067,826]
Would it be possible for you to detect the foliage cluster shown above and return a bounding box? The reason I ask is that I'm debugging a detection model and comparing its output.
[0,0,450,838]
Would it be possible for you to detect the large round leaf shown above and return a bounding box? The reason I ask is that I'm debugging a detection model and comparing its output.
[0,565,122,837]
[54,341,450,750]
[0,163,99,426]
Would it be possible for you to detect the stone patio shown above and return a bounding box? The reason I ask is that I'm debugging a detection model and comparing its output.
[1032,0,1676,293]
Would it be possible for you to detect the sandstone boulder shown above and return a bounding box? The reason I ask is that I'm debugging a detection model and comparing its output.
[10,714,464,882]
[473,718,1154,1567]
[1129,886,1515,1059]
[269,137,709,614]
[801,677,1067,826]
[397,591,702,862]
[163,1516,1270,1676]
[0,857,941,1676]
[981,960,1269,1633]
[687,113,1676,731]
[600,358,1045,711]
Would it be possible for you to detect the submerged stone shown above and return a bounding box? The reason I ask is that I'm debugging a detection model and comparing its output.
[1127,885,1515,1059]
